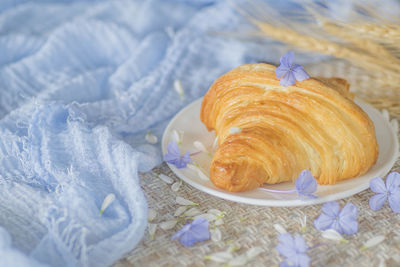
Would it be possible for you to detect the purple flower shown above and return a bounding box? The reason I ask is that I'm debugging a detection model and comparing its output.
[276,233,310,267]
[369,172,400,213]
[275,51,310,87]
[171,217,210,246]
[163,141,191,169]
[295,170,317,199]
[314,201,358,235]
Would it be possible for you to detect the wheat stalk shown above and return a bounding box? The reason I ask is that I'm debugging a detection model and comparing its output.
[340,23,400,40]
[253,19,400,86]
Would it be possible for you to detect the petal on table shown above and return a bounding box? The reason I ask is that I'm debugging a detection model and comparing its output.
[314,213,334,231]
[369,193,387,211]
[370,177,386,194]
[321,201,340,218]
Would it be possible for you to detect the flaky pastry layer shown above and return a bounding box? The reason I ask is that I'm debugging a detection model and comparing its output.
[200,64,378,192]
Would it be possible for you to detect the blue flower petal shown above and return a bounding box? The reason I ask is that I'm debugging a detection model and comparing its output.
[280,51,294,68]
[369,193,387,211]
[296,253,310,267]
[292,64,310,82]
[167,141,180,157]
[293,235,307,253]
[280,71,296,87]
[338,203,358,235]
[295,170,317,197]
[280,260,294,267]
[171,224,191,241]
[386,172,400,193]
[314,213,334,231]
[172,218,210,247]
[321,201,340,218]
[370,177,386,194]
[181,152,191,166]
[339,203,358,220]
[329,219,343,234]
[276,234,296,258]
[276,65,290,79]
[339,218,358,235]
[388,188,400,213]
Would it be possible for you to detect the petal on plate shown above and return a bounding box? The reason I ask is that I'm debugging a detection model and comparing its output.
[370,177,387,194]
[369,193,387,211]
[167,141,180,157]
[296,170,317,195]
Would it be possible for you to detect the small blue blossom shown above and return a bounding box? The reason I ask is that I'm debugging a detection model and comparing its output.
[275,51,310,87]
[171,217,210,246]
[369,172,400,213]
[314,201,358,235]
[163,141,191,169]
[276,233,310,267]
[295,170,317,199]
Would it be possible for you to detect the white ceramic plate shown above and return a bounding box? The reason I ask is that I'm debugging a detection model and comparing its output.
[162,98,399,206]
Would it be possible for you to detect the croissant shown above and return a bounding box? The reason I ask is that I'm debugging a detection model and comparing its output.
[200,63,378,192]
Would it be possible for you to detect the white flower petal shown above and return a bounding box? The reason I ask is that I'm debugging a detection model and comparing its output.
[228,255,248,266]
[171,180,182,192]
[171,130,184,144]
[194,213,217,222]
[145,132,158,144]
[273,223,287,234]
[210,227,222,242]
[205,252,233,263]
[193,141,208,153]
[212,136,219,150]
[300,215,307,232]
[158,174,174,184]
[361,235,385,250]
[174,206,188,217]
[215,218,224,226]
[187,164,209,181]
[246,247,264,259]
[229,127,242,134]
[148,223,157,240]
[196,168,209,181]
[208,209,222,215]
[159,220,178,230]
[227,244,241,253]
[99,193,116,215]
[175,196,197,206]
[148,209,157,222]
[184,207,201,217]
[174,80,185,100]
[322,229,348,243]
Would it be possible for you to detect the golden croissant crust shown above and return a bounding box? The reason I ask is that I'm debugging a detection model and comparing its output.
[200,63,378,192]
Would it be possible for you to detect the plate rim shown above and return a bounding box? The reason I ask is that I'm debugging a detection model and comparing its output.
[162,97,399,207]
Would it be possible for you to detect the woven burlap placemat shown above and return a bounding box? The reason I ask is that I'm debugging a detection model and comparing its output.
[115,60,400,267]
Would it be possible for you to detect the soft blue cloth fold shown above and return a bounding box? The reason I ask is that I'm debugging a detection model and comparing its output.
[2,0,396,266]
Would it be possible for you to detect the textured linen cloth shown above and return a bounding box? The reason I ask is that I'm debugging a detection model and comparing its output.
[0,0,398,266]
